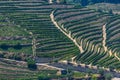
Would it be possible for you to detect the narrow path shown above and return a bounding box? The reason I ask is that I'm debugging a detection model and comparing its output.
[20,27,36,58]
[12,20,36,58]
[36,63,64,70]
[50,11,84,53]
[71,56,76,62]
[1,57,120,78]
[49,62,120,78]
[102,24,112,56]
[102,24,108,51]
[29,32,36,58]
[102,24,120,61]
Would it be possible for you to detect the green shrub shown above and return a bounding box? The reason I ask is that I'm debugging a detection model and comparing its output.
[13,43,22,50]
[0,43,8,50]
[27,58,37,70]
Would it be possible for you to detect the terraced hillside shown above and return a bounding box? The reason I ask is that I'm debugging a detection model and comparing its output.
[53,8,120,70]
[106,16,120,58]
[0,0,79,60]
[0,0,79,79]
[0,0,120,79]
[0,12,32,60]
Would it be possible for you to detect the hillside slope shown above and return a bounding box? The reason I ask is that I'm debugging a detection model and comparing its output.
[87,3,120,14]
[0,0,120,79]
[0,0,79,60]
[52,8,120,70]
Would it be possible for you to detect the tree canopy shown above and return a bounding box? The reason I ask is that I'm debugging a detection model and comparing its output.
[65,0,120,6]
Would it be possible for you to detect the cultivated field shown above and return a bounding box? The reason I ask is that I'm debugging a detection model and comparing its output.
[0,0,120,79]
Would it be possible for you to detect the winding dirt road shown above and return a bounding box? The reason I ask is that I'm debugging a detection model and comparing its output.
[102,24,120,61]
[102,24,108,52]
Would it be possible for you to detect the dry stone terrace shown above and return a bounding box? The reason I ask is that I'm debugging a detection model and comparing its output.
[0,0,79,60]
[53,8,120,70]
[0,0,120,79]
[106,16,120,53]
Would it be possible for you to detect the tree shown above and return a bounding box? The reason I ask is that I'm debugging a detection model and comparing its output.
[92,75,97,80]
[0,43,8,50]
[13,43,22,50]
[104,73,113,80]
[109,65,115,71]
[63,0,120,5]
[27,58,37,70]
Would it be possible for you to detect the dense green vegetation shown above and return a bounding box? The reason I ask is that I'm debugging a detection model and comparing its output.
[0,0,120,79]
[51,0,120,6]
[0,59,59,80]
[54,7,120,70]
[27,58,37,70]
[0,0,79,60]
[66,0,120,6]
[0,11,32,59]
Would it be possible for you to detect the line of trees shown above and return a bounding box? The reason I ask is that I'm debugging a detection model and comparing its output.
[65,0,120,6]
